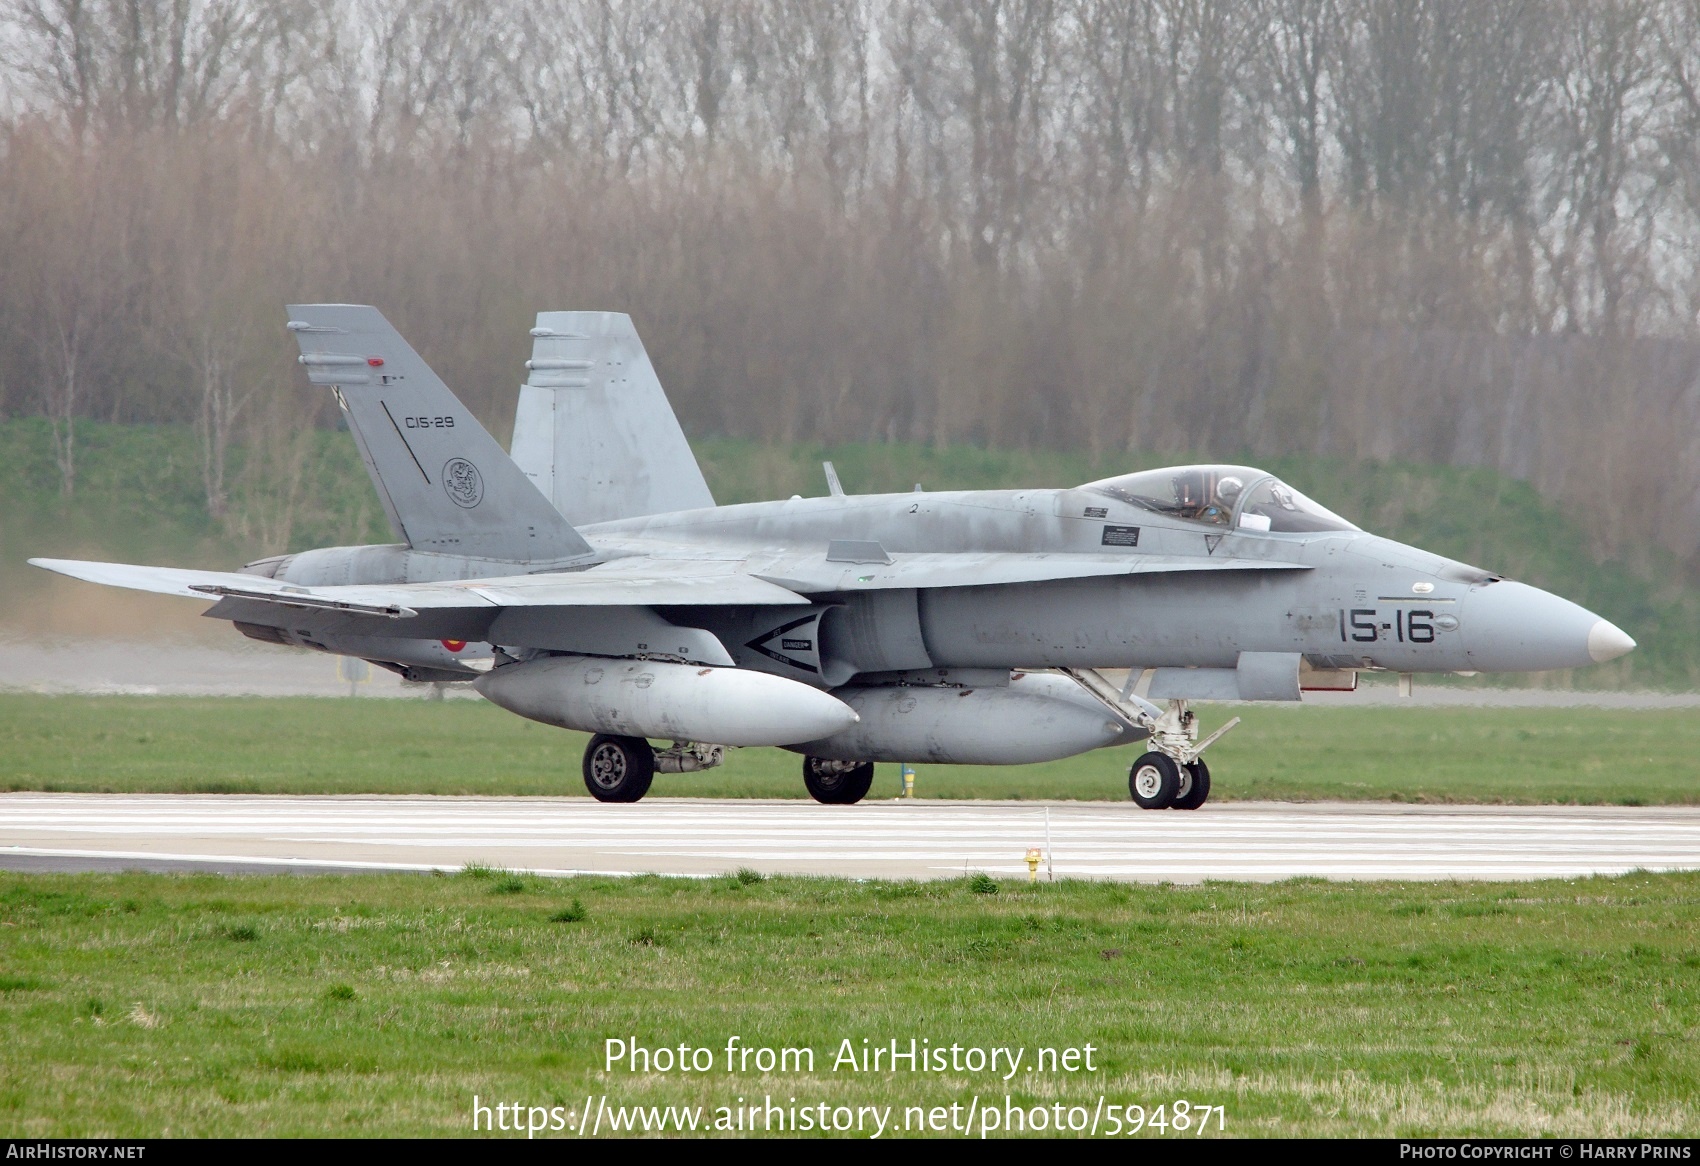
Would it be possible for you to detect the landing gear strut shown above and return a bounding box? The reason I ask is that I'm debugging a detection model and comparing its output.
[803,757,875,805]
[1059,671,1238,811]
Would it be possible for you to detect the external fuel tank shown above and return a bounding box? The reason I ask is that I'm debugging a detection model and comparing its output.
[787,671,1140,764]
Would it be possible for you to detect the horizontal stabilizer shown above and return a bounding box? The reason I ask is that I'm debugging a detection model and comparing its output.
[27,558,415,617]
[750,551,1312,593]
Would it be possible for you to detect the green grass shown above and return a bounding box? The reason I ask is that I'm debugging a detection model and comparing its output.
[1,694,1696,804]
[0,417,384,568]
[1,868,1696,1136]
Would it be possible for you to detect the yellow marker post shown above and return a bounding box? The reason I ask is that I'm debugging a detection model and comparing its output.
[902,764,915,799]
[1025,848,1043,882]
[337,655,371,698]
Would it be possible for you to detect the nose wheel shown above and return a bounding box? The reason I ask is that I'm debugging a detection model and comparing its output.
[1129,753,1181,808]
[1172,759,1211,810]
[1128,753,1212,809]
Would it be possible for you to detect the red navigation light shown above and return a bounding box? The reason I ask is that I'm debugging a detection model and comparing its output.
[367,356,385,367]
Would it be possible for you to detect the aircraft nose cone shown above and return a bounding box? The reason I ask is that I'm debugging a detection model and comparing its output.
[1463,581,1626,673]
[1587,619,1637,663]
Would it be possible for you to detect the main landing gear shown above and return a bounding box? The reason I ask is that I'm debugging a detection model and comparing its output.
[581,736,724,802]
[583,734,654,802]
[802,757,876,805]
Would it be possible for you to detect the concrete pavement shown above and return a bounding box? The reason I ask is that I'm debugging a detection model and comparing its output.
[4,794,1698,882]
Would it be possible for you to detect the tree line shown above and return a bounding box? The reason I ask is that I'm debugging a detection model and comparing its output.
[2,0,1699,568]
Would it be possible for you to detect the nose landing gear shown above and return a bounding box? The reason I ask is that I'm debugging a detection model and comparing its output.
[1060,670,1239,810]
[1128,700,1234,809]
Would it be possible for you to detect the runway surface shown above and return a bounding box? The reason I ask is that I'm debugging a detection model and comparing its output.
[4,794,1700,882]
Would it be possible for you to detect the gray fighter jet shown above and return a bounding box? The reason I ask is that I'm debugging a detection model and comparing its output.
[32,305,1636,808]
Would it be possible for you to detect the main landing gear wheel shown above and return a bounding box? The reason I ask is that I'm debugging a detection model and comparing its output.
[1129,752,1182,809]
[803,757,875,805]
[583,734,655,803]
[1171,759,1211,811]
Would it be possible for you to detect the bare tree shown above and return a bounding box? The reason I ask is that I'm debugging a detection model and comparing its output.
[364,0,517,155]
[1540,0,1667,335]
[1068,0,1163,218]
[0,0,310,136]
[897,0,1062,267]
[7,139,132,496]
[1260,0,1336,214]
[153,201,274,518]
[510,0,673,175]
[0,0,1696,574]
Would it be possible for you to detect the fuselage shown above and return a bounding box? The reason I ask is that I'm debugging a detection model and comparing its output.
[594,487,1620,677]
[252,481,1630,682]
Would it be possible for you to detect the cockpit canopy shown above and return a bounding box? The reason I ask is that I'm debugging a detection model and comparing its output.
[1082,464,1359,533]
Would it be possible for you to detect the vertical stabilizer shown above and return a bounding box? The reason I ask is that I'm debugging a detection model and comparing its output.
[511,312,715,525]
[287,304,592,562]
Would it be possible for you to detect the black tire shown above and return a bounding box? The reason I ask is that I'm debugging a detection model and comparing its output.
[1171,759,1211,810]
[1128,752,1181,809]
[803,757,876,805]
[583,734,655,803]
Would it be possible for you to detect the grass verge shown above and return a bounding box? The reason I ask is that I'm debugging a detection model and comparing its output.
[0,694,1696,804]
[0,868,1696,1137]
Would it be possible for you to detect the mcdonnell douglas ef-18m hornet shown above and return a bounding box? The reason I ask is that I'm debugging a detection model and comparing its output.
[32,306,1637,808]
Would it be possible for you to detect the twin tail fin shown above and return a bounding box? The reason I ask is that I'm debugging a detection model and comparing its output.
[288,304,592,563]
[510,311,714,526]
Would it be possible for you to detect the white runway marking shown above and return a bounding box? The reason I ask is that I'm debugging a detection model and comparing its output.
[4,794,1700,881]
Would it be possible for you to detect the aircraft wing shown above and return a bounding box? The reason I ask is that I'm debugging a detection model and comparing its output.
[452,560,809,606]
[31,549,1300,617]
[28,556,810,618]
[750,551,1312,593]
